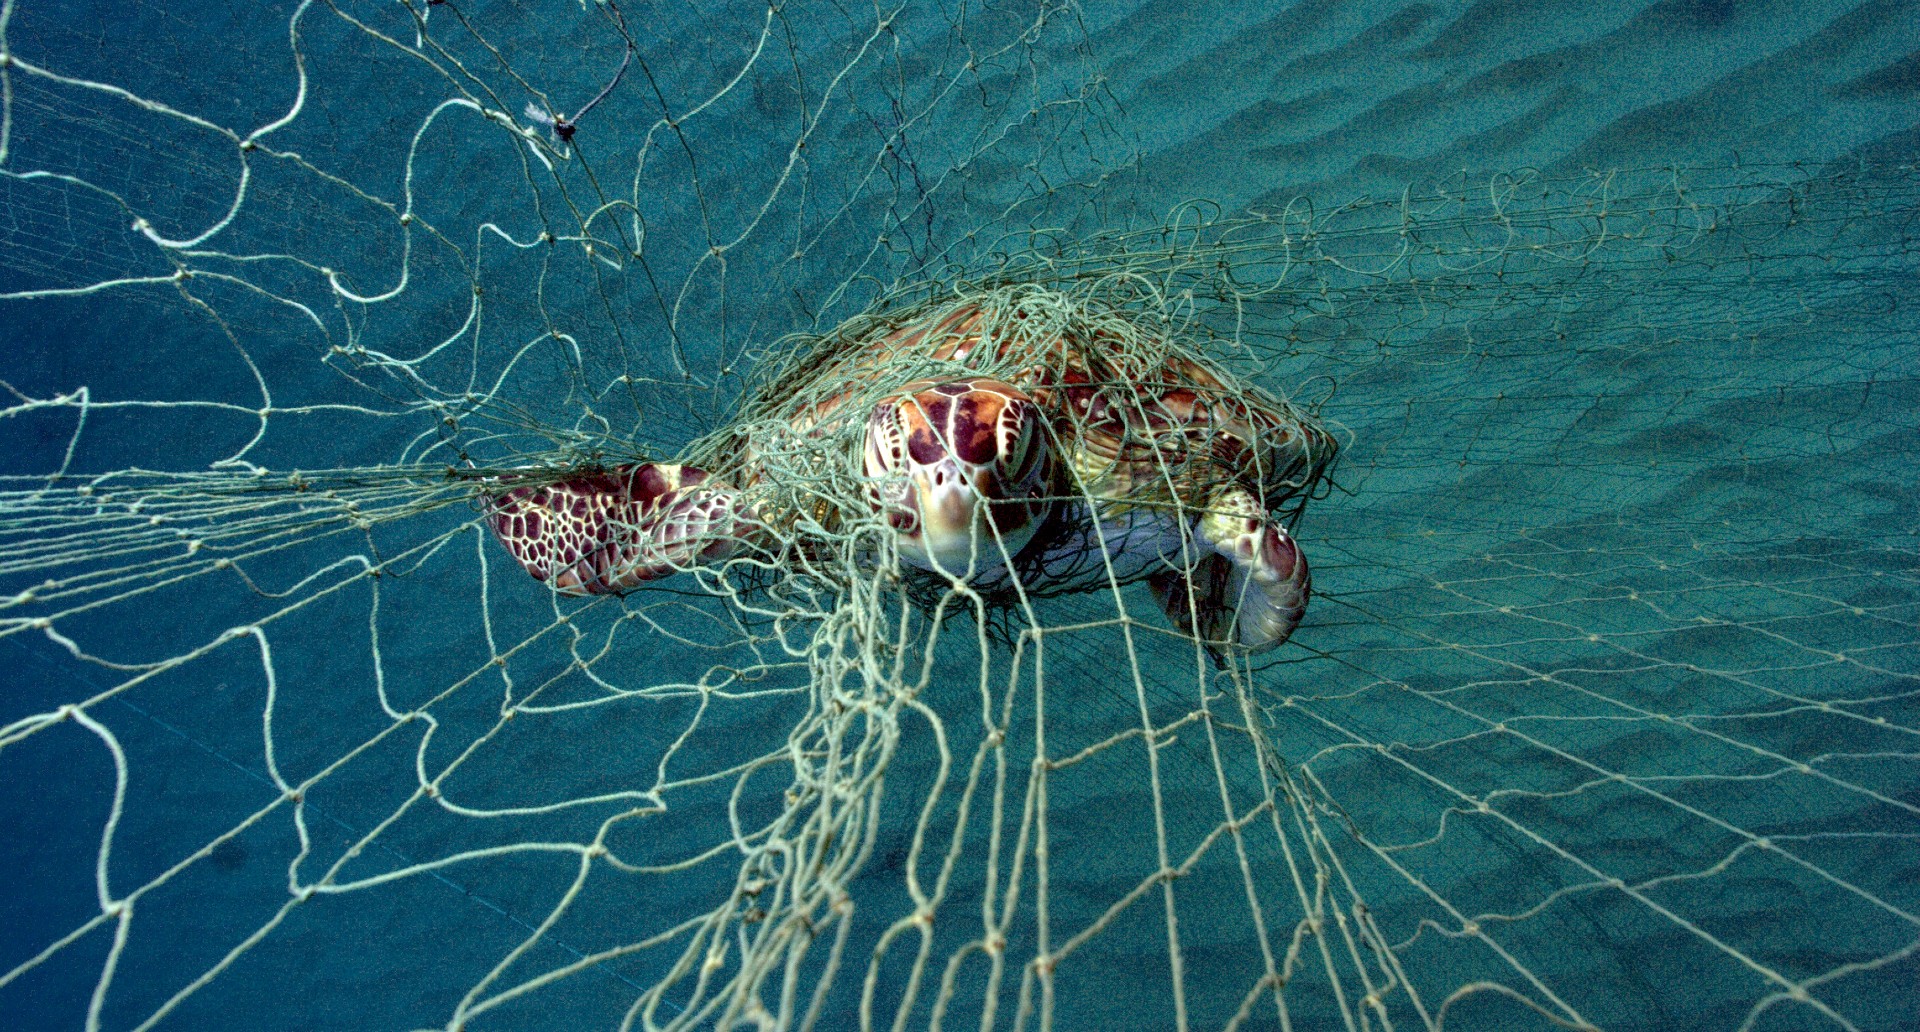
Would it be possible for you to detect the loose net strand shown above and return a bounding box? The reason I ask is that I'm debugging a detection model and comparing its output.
[2,1,1918,1031]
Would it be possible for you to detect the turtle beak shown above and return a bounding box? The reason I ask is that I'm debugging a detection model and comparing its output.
[867,378,1051,576]
[917,457,995,572]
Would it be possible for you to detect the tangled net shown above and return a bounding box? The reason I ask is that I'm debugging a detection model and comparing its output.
[2,1,1917,1030]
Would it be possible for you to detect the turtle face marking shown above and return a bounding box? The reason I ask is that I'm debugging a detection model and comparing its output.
[865,378,1052,575]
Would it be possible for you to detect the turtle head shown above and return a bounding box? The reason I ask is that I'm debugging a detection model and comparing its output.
[865,378,1053,575]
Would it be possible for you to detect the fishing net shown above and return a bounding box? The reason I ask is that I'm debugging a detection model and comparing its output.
[2,1,1917,1031]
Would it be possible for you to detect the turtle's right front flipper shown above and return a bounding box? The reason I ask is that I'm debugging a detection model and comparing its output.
[481,463,746,594]
[1149,485,1310,659]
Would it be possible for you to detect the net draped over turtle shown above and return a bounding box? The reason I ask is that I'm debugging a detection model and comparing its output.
[482,283,1338,658]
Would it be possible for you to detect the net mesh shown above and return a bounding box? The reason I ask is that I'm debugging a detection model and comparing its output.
[2,1,1916,1031]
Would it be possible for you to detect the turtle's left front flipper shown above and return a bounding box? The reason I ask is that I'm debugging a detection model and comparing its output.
[481,463,748,595]
[1149,485,1310,658]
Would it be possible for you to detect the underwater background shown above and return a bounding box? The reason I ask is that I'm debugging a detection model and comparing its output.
[1,0,1917,1029]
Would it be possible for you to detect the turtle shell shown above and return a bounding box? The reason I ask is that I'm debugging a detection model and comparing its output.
[1034,344,1335,518]
[727,287,1335,522]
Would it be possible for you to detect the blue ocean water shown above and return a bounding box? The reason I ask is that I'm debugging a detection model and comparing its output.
[1,1,1916,1030]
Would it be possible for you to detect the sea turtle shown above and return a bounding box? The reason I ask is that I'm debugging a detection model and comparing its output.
[480,287,1336,657]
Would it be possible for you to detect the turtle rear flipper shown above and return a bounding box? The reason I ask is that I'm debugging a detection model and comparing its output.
[483,463,747,594]
[1150,486,1310,660]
